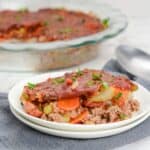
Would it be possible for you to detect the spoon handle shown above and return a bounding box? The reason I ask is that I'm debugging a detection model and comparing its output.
[116,45,150,81]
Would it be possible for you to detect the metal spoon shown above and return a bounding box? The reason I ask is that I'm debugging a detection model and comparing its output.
[116,45,150,81]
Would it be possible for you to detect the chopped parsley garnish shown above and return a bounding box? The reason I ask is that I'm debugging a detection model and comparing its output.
[52,77,65,84]
[119,113,127,120]
[55,15,64,21]
[15,15,21,21]
[114,92,122,100]
[92,73,102,80]
[43,21,49,26]
[27,82,36,89]
[76,68,83,76]
[102,82,109,89]
[52,79,58,85]
[102,18,110,27]
[59,27,73,34]
[86,80,94,87]
[72,76,76,82]
[19,7,28,13]
[56,77,65,83]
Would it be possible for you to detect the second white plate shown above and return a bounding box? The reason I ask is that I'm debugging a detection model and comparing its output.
[10,106,150,139]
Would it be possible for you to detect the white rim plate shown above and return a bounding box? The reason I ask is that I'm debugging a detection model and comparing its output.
[10,106,150,139]
[9,71,150,131]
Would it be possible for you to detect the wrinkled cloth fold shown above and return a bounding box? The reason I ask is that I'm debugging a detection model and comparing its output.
[0,59,149,150]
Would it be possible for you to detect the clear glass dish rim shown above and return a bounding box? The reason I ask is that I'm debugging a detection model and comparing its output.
[0,1,128,51]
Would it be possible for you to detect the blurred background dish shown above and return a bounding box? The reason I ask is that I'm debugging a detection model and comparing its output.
[0,0,127,71]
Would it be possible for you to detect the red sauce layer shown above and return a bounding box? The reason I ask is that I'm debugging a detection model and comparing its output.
[21,69,137,103]
[0,8,105,42]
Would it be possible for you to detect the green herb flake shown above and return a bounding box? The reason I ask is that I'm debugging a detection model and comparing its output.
[86,80,94,87]
[114,92,122,100]
[52,77,65,84]
[43,21,49,26]
[72,76,76,82]
[102,18,110,27]
[15,15,21,21]
[56,77,65,83]
[19,7,28,13]
[102,82,109,89]
[27,82,36,90]
[76,68,83,76]
[92,73,102,80]
[52,79,58,85]
[119,113,127,120]
[55,15,64,21]
[59,27,73,34]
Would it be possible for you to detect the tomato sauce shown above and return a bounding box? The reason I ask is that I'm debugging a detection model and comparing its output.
[0,8,105,42]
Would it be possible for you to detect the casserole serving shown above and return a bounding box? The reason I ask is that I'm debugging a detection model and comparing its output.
[20,69,139,124]
[9,70,150,131]
[0,0,127,71]
[0,8,106,42]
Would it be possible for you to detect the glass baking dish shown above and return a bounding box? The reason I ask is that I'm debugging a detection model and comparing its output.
[0,0,127,71]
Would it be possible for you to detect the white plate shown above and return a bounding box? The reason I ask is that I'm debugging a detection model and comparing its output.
[9,71,150,131]
[10,106,150,139]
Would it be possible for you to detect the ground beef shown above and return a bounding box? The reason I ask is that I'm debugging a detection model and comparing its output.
[38,99,140,124]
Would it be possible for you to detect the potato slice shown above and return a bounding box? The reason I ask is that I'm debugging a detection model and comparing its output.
[43,104,53,115]
[89,87,114,102]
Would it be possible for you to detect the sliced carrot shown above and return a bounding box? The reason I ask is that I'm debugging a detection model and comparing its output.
[57,97,80,111]
[70,110,88,124]
[66,78,73,85]
[83,100,104,108]
[113,88,129,108]
[116,98,125,108]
